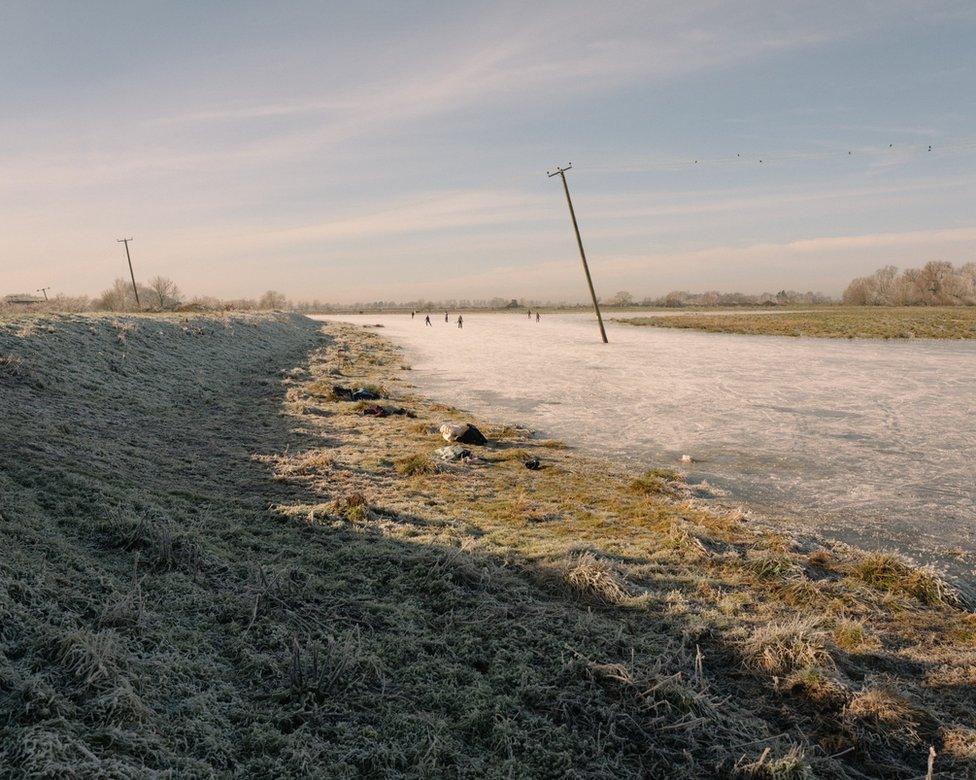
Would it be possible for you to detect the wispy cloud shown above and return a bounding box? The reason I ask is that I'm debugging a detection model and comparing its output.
[594,226,976,281]
[117,1,854,178]
[2,1,975,300]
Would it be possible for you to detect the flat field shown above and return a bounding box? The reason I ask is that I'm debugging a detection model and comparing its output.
[616,306,976,339]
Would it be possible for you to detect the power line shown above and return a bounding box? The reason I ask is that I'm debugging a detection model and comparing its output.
[547,164,608,344]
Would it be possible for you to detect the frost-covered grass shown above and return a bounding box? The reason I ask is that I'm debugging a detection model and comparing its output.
[848,552,960,607]
[318,312,976,582]
[393,452,435,475]
[1,313,974,777]
[617,306,976,339]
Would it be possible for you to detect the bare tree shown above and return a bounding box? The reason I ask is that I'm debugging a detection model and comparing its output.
[916,261,955,304]
[664,291,686,308]
[95,278,136,311]
[842,275,871,305]
[844,262,975,306]
[148,276,181,309]
[607,291,634,307]
[959,263,976,303]
[259,290,289,310]
[871,265,898,304]
[701,290,721,306]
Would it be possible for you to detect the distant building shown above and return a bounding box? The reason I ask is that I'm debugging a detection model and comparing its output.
[505,299,519,309]
[3,293,43,305]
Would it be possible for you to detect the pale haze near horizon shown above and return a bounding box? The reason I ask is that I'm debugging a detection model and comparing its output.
[2,1,975,304]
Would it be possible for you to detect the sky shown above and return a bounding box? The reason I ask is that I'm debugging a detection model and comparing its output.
[2,1,975,303]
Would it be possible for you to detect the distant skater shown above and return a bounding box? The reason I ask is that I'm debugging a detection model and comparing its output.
[411,311,415,319]
[444,312,449,323]
[536,312,540,322]
[457,315,463,329]
[527,310,531,319]
[424,314,431,326]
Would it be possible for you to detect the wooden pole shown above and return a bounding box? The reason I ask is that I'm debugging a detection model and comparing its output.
[547,164,608,343]
[117,238,140,307]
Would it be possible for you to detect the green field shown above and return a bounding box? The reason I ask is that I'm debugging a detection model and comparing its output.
[616,306,976,339]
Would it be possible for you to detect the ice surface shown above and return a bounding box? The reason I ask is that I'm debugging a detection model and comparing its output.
[317,313,976,579]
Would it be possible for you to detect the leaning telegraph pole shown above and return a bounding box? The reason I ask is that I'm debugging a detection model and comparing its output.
[116,237,140,307]
[36,287,50,301]
[547,164,608,343]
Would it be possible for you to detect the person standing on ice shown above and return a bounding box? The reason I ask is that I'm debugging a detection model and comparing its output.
[457,315,463,329]
[425,314,431,326]
[444,312,449,323]
[536,312,540,322]
[411,311,415,319]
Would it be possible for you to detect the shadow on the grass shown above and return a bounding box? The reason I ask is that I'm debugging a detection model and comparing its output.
[0,313,969,778]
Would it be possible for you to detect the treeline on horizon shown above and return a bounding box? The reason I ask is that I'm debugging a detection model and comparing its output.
[5,261,975,314]
[841,261,976,306]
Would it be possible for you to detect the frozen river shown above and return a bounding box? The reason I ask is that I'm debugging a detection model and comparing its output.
[317,313,975,582]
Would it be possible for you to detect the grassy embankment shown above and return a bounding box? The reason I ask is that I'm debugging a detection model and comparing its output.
[616,306,976,339]
[1,313,974,777]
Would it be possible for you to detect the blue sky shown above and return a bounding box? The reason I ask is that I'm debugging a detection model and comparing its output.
[2,1,975,302]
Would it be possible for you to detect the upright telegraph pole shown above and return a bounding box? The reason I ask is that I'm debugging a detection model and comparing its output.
[116,237,140,307]
[547,164,608,343]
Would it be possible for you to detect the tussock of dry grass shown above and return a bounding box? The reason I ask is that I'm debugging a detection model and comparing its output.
[331,491,371,522]
[350,399,412,416]
[775,580,823,608]
[393,452,434,475]
[558,551,633,606]
[806,550,834,570]
[485,447,531,463]
[273,449,333,476]
[734,745,811,778]
[849,552,959,606]
[0,352,26,381]
[535,438,568,449]
[845,685,916,727]
[744,618,834,676]
[943,727,976,760]
[655,523,711,561]
[284,630,386,700]
[744,551,802,582]
[629,467,684,497]
[832,619,878,652]
[98,578,145,629]
[55,630,125,689]
[843,683,925,748]
[485,424,520,439]
[781,666,848,706]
